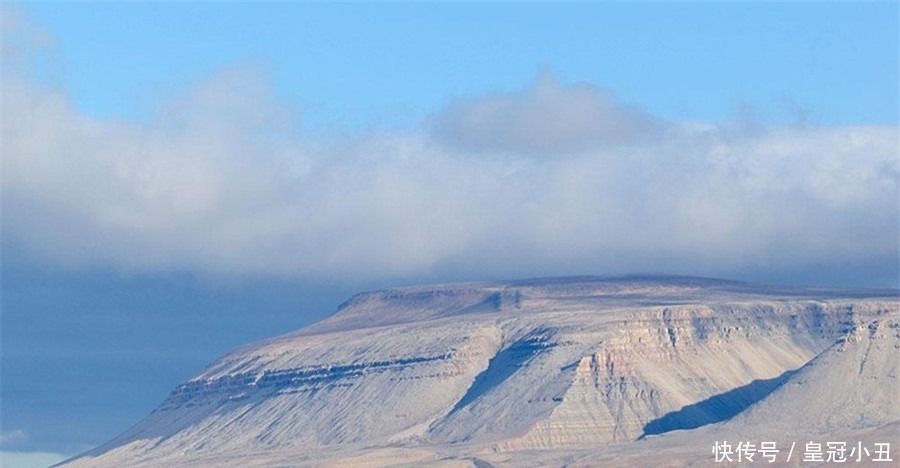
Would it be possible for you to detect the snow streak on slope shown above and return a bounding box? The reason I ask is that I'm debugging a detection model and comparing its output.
[61,276,899,467]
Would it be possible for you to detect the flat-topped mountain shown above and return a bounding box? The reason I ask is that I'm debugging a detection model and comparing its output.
[61,276,899,467]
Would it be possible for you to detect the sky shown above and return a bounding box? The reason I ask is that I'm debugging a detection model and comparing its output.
[1,2,898,466]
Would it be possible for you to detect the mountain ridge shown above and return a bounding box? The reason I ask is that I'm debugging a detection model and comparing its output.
[303,275,897,335]
[60,276,899,467]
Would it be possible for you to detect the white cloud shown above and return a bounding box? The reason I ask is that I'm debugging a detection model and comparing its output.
[0,431,69,467]
[0,4,55,79]
[0,430,28,447]
[432,72,665,155]
[2,46,897,283]
[0,451,69,468]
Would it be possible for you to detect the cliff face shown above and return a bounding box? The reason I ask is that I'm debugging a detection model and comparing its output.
[62,277,898,467]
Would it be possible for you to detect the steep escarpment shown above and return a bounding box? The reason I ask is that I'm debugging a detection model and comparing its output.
[493,301,878,450]
[61,276,898,467]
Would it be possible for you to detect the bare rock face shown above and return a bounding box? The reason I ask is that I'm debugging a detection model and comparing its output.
[61,276,899,467]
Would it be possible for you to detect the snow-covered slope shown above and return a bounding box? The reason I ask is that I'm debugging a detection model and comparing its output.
[61,276,898,467]
[724,315,900,436]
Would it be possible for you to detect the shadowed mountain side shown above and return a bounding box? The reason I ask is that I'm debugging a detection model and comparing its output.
[640,369,797,437]
[721,317,900,438]
[446,332,557,417]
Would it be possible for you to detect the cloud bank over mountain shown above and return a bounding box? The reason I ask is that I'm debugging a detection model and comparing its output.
[2,27,897,282]
[432,72,666,154]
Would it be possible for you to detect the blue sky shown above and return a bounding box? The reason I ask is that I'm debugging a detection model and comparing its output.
[1,2,898,465]
[20,2,900,126]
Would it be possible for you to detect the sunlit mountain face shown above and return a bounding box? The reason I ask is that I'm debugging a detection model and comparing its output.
[61,276,899,467]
